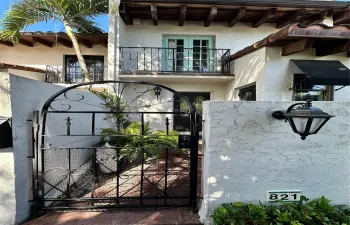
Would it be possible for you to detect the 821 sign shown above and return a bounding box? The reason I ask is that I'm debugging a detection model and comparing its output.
[266,191,301,202]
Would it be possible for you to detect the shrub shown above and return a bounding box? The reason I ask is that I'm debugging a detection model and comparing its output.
[211,196,350,225]
[94,91,184,160]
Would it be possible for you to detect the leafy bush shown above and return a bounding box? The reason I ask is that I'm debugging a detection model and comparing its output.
[93,91,185,160]
[100,121,183,159]
[93,90,130,128]
[212,196,350,225]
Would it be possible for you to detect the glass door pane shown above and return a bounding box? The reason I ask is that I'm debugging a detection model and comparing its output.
[173,92,210,132]
[163,37,188,72]
[188,37,213,73]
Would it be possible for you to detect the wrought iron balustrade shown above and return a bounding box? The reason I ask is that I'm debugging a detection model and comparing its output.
[46,65,107,83]
[120,47,231,75]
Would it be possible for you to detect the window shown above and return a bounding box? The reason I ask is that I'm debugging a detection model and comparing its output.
[64,55,104,83]
[239,84,256,101]
[293,74,333,101]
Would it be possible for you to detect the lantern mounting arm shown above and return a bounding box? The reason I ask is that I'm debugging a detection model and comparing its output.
[272,100,312,120]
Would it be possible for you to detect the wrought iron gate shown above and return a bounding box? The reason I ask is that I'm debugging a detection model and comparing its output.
[32,81,199,213]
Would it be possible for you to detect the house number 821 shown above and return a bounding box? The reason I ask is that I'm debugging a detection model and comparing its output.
[266,191,301,202]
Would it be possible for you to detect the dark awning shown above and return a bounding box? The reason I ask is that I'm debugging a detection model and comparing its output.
[291,60,350,86]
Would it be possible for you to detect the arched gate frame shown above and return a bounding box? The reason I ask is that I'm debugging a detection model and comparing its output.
[32,81,200,213]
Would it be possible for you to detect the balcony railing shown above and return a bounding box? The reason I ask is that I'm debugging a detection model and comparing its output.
[46,65,107,83]
[120,47,231,75]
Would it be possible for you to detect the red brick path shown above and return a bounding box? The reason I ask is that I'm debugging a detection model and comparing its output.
[22,209,202,225]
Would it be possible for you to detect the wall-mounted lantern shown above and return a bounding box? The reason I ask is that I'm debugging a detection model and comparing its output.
[154,86,162,99]
[272,100,334,140]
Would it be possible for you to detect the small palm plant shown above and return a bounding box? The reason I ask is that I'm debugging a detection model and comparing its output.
[0,0,108,82]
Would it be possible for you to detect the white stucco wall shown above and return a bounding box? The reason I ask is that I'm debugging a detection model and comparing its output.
[159,81,227,101]
[7,69,46,81]
[0,44,107,69]
[0,148,16,225]
[226,48,266,100]
[112,80,227,131]
[199,101,350,224]
[0,71,11,118]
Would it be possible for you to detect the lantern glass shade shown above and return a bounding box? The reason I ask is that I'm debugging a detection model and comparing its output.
[309,118,327,133]
[291,117,309,133]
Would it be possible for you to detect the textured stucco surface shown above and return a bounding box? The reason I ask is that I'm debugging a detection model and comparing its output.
[226,48,266,100]
[199,101,350,224]
[0,148,16,225]
[7,69,46,81]
[0,71,11,118]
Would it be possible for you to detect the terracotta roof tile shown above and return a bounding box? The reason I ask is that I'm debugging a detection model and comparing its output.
[230,23,350,61]
[0,63,46,73]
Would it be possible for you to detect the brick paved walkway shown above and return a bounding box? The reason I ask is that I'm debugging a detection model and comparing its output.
[22,209,202,225]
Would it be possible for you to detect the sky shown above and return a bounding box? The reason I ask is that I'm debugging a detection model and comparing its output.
[0,0,109,32]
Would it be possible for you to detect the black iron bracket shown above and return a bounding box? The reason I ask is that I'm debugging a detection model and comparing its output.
[272,111,286,120]
[272,100,311,120]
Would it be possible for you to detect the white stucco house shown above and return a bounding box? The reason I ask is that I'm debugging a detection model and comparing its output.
[107,0,350,104]
[0,0,349,104]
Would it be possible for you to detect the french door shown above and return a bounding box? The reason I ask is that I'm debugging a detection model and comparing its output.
[162,36,214,72]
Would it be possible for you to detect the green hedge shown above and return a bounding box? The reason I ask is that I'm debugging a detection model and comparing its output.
[212,196,350,225]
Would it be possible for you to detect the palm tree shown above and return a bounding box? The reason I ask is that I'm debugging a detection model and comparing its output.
[0,0,108,82]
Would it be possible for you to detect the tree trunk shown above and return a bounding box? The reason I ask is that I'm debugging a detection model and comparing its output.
[63,20,91,82]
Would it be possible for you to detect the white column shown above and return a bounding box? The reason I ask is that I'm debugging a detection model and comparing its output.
[108,0,121,81]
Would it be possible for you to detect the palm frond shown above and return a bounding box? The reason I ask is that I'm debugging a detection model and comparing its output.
[65,0,108,19]
[0,0,58,42]
[70,17,104,34]
[0,0,108,42]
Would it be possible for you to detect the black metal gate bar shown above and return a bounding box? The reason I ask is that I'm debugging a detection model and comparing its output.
[30,111,39,216]
[164,117,169,205]
[140,112,145,205]
[116,147,120,206]
[190,113,199,212]
[33,80,200,214]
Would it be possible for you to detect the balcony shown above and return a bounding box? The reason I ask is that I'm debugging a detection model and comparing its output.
[119,47,231,75]
[46,65,107,83]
